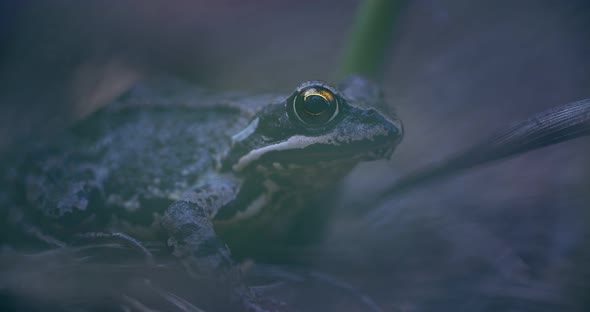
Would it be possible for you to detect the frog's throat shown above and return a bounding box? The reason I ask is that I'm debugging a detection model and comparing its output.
[232,134,339,172]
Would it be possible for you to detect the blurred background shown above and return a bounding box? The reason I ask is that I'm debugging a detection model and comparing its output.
[1,0,589,311]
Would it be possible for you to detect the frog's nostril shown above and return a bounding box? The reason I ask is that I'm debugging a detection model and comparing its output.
[367,109,377,116]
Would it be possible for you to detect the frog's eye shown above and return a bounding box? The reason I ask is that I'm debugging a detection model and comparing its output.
[292,86,339,126]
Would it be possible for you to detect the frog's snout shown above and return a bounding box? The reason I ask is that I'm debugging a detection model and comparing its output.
[365,108,403,141]
[361,108,403,160]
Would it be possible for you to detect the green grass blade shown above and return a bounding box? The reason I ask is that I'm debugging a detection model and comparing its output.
[337,0,402,80]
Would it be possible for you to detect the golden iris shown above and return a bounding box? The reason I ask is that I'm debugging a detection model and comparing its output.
[293,87,339,125]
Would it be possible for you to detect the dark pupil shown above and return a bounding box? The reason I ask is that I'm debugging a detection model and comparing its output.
[303,95,330,115]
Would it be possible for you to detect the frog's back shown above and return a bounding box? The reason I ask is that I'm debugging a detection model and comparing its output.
[6,79,266,222]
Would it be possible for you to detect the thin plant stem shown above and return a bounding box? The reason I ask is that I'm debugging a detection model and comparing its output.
[337,0,402,80]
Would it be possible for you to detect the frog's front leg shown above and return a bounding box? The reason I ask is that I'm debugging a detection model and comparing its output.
[160,175,283,311]
[161,200,234,278]
[161,174,240,277]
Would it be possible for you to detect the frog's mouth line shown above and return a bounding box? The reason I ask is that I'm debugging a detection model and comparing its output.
[234,137,396,171]
[260,144,394,164]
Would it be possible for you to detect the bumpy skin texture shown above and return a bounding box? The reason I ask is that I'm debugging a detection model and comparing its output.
[5,82,262,239]
[1,76,402,311]
[0,82,274,310]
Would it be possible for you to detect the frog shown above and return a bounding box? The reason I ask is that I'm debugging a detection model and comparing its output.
[0,75,403,311]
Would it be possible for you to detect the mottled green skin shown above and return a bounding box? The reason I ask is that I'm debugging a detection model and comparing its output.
[4,81,265,241]
[0,76,403,311]
[2,76,402,268]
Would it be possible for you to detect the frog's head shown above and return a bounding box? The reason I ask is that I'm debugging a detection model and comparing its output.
[224,76,403,180]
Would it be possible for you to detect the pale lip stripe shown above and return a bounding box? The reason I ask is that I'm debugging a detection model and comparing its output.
[232,134,337,172]
[231,117,259,143]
